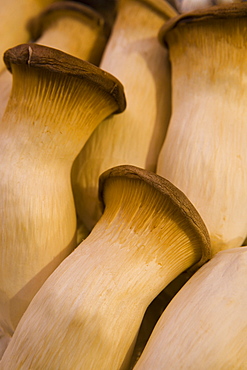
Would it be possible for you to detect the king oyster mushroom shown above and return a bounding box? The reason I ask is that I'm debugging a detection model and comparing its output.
[0,43,125,357]
[0,165,210,369]
[157,3,247,255]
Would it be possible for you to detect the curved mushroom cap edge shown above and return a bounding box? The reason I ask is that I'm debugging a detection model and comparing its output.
[99,165,212,273]
[158,2,247,47]
[3,43,126,114]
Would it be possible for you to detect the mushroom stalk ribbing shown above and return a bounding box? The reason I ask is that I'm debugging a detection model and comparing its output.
[0,165,210,369]
[0,43,125,357]
[157,4,247,254]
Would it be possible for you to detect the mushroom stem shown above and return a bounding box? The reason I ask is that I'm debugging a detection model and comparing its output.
[157,3,247,255]
[72,0,177,231]
[134,247,247,369]
[0,165,210,369]
[0,43,125,357]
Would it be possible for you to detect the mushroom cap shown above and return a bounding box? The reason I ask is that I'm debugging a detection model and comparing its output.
[27,1,111,42]
[98,165,211,272]
[3,43,126,114]
[159,2,247,46]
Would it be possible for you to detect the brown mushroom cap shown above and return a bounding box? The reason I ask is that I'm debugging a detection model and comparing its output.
[99,165,211,272]
[27,1,111,42]
[159,2,247,46]
[3,43,126,113]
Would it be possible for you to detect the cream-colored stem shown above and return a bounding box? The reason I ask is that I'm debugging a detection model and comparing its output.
[0,148,76,312]
[0,118,77,358]
[134,247,247,369]
[0,176,201,369]
[0,62,118,357]
[0,0,56,72]
[157,19,247,255]
[72,0,176,230]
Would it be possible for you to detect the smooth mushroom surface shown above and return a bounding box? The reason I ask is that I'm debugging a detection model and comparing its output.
[72,0,177,231]
[157,3,247,255]
[0,43,125,358]
[134,247,247,369]
[0,165,211,369]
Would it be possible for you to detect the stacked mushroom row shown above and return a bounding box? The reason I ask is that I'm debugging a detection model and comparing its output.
[0,0,246,369]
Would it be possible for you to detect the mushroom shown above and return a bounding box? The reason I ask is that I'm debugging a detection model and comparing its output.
[0,43,125,357]
[157,3,247,255]
[134,247,247,369]
[0,1,110,122]
[28,1,111,65]
[72,0,177,231]
[0,0,56,73]
[0,165,211,369]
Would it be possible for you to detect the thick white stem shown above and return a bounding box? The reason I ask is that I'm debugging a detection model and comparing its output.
[0,53,122,357]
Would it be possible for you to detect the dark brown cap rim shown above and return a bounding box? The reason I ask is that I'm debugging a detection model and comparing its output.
[159,3,247,46]
[4,43,126,113]
[99,165,212,272]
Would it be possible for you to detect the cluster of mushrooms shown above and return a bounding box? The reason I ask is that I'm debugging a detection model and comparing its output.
[0,0,246,368]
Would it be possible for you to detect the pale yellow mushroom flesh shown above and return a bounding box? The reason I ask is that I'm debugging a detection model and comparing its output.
[0,165,210,369]
[0,43,126,357]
